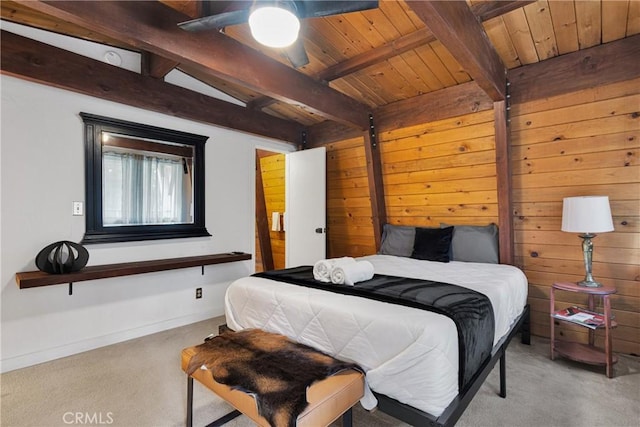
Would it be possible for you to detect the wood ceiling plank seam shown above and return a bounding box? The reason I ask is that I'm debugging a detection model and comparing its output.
[344,70,397,105]
[384,57,429,97]
[483,17,522,69]
[323,14,377,54]
[368,60,422,100]
[340,12,386,49]
[387,55,433,95]
[628,0,640,35]
[379,0,421,36]
[547,0,579,55]
[502,7,540,65]
[307,18,366,59]
[330,76,387,107]
[430,41,472,84]
[414,43,458,88]
[25,0,370,129]
[601,0,629,43]
[523,0,559,61]
[349,8,403,43]
[398,49,444,92]
[396,50,439,93]
[575,0,602,49]
[302,22,351,64]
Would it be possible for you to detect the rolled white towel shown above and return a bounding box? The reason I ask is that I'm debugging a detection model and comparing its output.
[313,257,355,282]
[330,260,374,286]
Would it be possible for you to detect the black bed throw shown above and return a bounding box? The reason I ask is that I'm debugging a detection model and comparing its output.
[254,266,495,391]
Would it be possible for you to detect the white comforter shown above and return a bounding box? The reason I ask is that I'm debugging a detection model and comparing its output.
[224,255,528,417]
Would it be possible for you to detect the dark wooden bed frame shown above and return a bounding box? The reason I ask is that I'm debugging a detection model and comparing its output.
[373,304,531,427]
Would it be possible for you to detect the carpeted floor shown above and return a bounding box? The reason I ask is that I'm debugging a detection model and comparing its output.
[1,316,638,427]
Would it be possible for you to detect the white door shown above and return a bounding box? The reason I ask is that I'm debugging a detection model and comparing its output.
[285,147,326,267]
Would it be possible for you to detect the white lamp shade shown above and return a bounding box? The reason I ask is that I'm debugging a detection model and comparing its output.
[249,6,300,48]
[561,196,614,233]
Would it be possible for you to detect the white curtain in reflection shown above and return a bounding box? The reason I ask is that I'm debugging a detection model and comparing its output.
[103,152,187,226]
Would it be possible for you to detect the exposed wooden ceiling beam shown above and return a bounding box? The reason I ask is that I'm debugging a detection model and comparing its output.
[24,1,371,129]
[508,34,640,104]
[249,1,527,113]
[0,30,303,143]
[317,27,435,83]
[307,81,493,146]
[141,51,179,79]
[469,0,536,21]
[408,1,506,101]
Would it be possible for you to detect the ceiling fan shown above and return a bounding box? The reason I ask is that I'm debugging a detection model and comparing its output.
[178,1,379,68]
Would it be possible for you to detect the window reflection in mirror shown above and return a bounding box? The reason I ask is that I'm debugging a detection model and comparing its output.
[81,113,210,244]
[102,133,194,226]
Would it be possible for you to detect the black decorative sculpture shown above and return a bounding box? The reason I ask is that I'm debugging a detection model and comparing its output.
[35,241,89,274]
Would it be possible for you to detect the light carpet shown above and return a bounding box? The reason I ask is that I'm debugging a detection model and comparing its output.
[1,316,638,427]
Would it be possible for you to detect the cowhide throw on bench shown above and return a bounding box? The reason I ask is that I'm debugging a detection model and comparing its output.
[186,329,361,427]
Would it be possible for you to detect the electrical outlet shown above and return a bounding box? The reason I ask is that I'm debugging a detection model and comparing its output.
[195,288,202,299]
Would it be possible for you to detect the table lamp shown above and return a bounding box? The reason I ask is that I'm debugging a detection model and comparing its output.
[561,196,614,287]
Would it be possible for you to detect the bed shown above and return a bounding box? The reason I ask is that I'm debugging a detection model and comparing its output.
[224,226,530,426]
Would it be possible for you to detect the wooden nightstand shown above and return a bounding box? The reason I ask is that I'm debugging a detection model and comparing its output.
[550,282,618,378]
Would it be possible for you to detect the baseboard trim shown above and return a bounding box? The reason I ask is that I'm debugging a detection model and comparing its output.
[0,310,220,373]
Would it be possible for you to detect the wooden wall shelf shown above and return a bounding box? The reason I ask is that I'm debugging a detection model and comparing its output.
[15,252,252,291]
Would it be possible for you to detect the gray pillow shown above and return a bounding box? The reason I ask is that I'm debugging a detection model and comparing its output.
[441,223,499,264]
[379,224,416,257]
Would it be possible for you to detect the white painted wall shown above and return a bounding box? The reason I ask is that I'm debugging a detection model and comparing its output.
[0,75,294,372]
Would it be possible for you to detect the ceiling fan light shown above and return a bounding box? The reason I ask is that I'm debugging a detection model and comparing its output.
[249,6,300,48]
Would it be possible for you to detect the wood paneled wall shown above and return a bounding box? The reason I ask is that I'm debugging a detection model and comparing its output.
[511,78,640,356]
[255,152,286,271]
[327,136,376,256]
[326,77,639,356]
[327,108,500,256]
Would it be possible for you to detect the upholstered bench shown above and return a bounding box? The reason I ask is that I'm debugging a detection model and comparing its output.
[181,330,365,427]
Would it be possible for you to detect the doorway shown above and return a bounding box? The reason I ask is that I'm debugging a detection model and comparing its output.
[255,149,286,272]
[255,147,327,272]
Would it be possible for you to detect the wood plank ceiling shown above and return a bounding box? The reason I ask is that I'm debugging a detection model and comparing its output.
[1,0,639,137]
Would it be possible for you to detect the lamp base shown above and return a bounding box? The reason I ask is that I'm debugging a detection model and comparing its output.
[577,279,603,288]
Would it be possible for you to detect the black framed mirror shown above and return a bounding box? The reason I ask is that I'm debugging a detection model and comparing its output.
[80,113,210,244]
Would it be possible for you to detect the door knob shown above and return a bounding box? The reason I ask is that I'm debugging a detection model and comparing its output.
[315,227,325,234]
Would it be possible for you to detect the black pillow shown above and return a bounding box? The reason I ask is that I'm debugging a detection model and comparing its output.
[411,226,454,263]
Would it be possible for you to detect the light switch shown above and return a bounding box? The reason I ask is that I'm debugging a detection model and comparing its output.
[73,201,84,216]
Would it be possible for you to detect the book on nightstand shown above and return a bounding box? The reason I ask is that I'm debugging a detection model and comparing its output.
[553,306,609,330]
